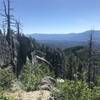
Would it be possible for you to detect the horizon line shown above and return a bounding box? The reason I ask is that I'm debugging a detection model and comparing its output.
[27,29,100,35]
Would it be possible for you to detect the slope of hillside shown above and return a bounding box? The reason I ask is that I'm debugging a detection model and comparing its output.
[29,30,100,49]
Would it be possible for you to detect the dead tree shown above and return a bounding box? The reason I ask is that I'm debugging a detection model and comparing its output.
[2,0,15,44]
[87,29,94,87]
[1,0,16,71]
[0,29,2,34]
[15,20,23,77]
[2,21,6,36]
[15,20,23,35]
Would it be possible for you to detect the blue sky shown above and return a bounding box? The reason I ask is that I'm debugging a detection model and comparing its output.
[0,0,100,34]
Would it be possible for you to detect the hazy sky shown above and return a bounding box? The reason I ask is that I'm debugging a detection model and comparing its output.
[0,0,100,34]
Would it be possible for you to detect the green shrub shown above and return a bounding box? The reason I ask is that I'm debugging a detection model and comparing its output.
[0,69,15,90]
[92,87,100,100]
[0,92,15,100]
[37,97,42,100]
[21,60,54,91]
[52,80,93,100]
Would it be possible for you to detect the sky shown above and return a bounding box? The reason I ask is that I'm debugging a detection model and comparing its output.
[0,0,100,34]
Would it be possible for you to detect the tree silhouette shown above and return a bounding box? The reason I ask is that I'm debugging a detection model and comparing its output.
[87,29,94,87]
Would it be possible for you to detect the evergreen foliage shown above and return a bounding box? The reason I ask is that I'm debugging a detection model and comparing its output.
[52,80,100,100]
[21,60,54,91]
[0,69,15,91]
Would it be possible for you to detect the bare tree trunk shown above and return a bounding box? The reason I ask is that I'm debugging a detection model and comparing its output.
[3,0,15,71]
[87,30,93,87]
[16,20,22,35]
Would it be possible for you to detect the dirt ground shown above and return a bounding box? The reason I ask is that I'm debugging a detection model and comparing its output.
[5,90,51,100]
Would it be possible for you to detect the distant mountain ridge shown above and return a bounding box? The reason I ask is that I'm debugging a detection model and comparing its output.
[28,30,100,49]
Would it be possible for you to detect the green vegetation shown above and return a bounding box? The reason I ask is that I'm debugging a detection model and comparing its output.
[21,60,54,91]
[37,97,42,100]
[0,69,15,91]
[0,91,15,100]
[0,43,100,99]
[0,69,16,100]
[52,80,100,100]
[0,0,100,99]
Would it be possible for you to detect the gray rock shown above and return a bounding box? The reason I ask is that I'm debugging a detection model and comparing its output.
[39,76,56,91]
[39,84,52,91]
[48,97,54,100]
[41,76,56,86]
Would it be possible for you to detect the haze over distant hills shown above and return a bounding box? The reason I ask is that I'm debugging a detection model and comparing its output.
[29,30,100,49]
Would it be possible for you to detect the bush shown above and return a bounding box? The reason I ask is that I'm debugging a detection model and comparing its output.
[92,87,100,100]
[52,80,93,100]
[0,91,15,100]
[0,69,15,90]
[21,60,54,91]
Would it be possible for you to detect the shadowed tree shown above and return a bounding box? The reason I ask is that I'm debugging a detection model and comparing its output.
[1,0,16,72]
[87,29,94,87]
[3,0,14,40]
[0,29,2,34]
[15,19,23,35]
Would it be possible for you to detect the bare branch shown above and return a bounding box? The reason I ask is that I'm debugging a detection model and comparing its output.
[3,1,8,17]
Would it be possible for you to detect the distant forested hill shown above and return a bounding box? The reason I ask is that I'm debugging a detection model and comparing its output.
[28,30,100,49]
